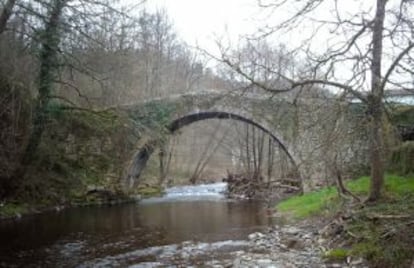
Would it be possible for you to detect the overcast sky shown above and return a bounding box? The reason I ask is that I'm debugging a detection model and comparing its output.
[141,1,372,52]
[136,1,412,91]
[143,0,261,50]
[138,1,371,87]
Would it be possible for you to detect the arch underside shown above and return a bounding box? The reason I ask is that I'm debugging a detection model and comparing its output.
[168,111,297,166]
[125,111,300,188]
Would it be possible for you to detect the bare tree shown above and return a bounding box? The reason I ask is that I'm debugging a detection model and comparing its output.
[0,0,149,197]
[215,0,414,202]
[11,0,68,191]
[0,0,231,198]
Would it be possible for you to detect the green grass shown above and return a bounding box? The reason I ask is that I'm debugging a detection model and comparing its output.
[346,176,414,267]
[276,186,337,218]
[323,248,350,262]
[383,174,414,196]
[276,175,414,219]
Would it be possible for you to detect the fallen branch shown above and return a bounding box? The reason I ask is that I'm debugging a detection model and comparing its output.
[366,213,411,220]
[271,183,301,191]
[345,229,361,239]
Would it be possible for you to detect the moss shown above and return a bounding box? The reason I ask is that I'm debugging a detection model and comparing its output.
[349,234,413,267]
[3,106,138,206]
[0,203,28,218]
[68,189,86,202]
[389,142,414,175]
[390,105,414,126]
[130,101,175,135]
[323,248,349,262]
[137,185,164,198]
[350,242,382,261]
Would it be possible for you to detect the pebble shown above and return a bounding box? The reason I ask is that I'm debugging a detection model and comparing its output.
[114,224,369,267]
[282,226,301,235]
[256,258,272,265]
[248,232,265,240]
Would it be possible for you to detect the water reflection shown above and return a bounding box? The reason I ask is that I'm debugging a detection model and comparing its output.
[138,200,273,242]
[0,199,274,266]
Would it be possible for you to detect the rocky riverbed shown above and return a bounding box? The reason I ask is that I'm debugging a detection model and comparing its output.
[81,222,368,268]
[230,224,367,268]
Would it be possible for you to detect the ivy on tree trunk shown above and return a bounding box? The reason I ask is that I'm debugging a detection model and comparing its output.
[14,0,67,183]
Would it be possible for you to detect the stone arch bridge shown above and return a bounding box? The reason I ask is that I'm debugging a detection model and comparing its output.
[121,90,368,192]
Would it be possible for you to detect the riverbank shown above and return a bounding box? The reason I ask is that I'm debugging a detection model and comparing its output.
[275,175,414,268]
[0,184,165,221]
[0,193,141,221]
[88,220,366,267]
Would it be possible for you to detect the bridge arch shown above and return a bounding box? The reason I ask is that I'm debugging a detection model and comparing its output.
[124,110,301,189]
[168,111,298,166]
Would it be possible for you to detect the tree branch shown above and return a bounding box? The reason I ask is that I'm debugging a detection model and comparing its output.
[381,42,414,91]
[0,0,17,35]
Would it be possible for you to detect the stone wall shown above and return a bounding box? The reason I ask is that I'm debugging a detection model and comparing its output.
[123,90,371,191]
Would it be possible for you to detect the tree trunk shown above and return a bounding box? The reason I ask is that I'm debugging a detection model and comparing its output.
[245,124,251,175]
[334,160,361,202]
[367,0,387,202]
[12,0,66,185]
[267,136,274,181]
[367,100,385,201]
[0,0,16,35]
[158,146,166,185]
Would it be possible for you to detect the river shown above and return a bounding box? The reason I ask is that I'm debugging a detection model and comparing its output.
[0,183,278,267]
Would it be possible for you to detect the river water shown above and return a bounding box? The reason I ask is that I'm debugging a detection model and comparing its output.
[0,183,277,267]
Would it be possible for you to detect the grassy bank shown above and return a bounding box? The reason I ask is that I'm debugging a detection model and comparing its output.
[276,175,414,267]
[276,175,414,218]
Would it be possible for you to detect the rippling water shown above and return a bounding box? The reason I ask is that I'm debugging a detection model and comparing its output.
[0,183,276,267]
